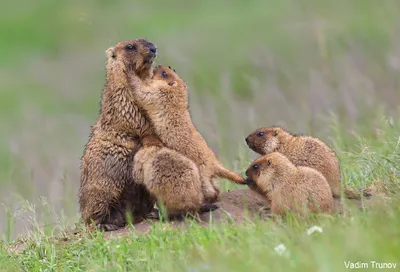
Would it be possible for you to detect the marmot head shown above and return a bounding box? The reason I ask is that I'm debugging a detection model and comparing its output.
[152,65,186,89]
[245,126,292,154]
[106,39,157,79]
[245,152,295,196]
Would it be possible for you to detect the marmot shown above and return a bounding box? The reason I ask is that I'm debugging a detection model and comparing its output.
[245,126,343,197]
[245,152,333,216]
[128,65,245,203]
[133,134,217,218]
[245,126,372,199]
[79,39,159,231]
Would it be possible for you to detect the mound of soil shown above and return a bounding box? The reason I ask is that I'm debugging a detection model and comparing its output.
[103,189,369,238]
[104,189,268,238]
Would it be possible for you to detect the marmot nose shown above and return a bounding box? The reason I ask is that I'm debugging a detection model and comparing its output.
[149,44,157,54]
[245,137,249,144]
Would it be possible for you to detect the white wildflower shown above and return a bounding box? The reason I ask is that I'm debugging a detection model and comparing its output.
[306,225,323,236]
[274,243,289,257]
[116,245,121,249]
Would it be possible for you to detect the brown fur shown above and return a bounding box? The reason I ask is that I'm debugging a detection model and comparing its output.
[246,126,342,198]
[133,135,216,218]
[245,152,333,216]
[79,39,159,231]
[128,65,245,203]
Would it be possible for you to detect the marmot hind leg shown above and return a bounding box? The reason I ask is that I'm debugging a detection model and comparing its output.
[201,176,220,203]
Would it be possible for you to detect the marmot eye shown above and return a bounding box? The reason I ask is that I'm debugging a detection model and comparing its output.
[253,165,259,170]
[162,71,168,77]
[125,44,136,51]
[257,132,264,137]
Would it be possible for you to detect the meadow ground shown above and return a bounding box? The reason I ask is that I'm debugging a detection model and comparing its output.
[1,0,400,271]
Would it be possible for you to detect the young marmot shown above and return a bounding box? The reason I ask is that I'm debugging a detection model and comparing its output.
[133,135,217,218]
[245,152,333,216]
[79,39,159,231]
[245,126,342,198]
[128,65,245,203]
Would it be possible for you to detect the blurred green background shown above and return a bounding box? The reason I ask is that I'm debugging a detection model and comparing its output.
[1,0,399,239]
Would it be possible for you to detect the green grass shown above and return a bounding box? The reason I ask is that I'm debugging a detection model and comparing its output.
[1,0,400,271]
[2,198,400,271]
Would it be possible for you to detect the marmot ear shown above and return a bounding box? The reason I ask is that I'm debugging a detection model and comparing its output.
[168,81,177,87]
[266,159,271,166]
[106,47,116,59]
[167,66,176,72]
[273,130,278,137]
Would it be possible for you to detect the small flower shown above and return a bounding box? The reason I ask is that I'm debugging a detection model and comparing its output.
[116,245,121,249]
[306,226,323,236]
[274,243,289,257]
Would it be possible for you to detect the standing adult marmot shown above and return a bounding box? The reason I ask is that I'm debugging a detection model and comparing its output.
[128,65,246,203]
[245,152,333,216]
[79,39,159,231]
[133,135,217,218]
